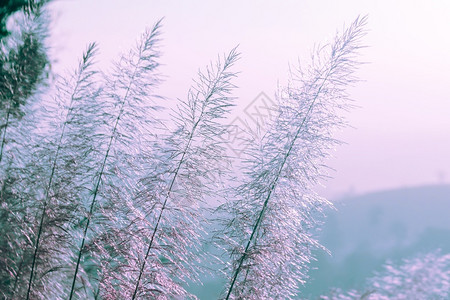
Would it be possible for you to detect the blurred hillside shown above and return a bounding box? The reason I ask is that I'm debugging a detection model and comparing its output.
[303,184,450,298]
[189,184,450,299]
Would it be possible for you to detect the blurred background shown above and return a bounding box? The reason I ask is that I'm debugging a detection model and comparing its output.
[46,0,450,298]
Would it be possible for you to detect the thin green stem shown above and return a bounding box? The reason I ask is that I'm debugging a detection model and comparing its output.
[131,50,236,298]
[26,69,84,299]
[131,93,211,300]
[0,107,11,164]
[69,65,139,300]
[225,68,332,299]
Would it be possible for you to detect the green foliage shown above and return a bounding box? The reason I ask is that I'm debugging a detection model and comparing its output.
[0,0,51,40]
[0,27,48,117]
[0,0,28,39]
[0,2,49,163]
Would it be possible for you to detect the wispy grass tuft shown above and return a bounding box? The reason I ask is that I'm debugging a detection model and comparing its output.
[216,15,367,299]
[68,19,164,299]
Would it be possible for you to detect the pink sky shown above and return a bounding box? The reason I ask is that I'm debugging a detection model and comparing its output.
[48,0,450,199]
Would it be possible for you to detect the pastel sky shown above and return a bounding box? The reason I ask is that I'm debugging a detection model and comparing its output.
[48,0,450,199]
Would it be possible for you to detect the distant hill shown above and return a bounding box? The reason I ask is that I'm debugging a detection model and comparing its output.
[187,184,450,299]
[303,184,450,298]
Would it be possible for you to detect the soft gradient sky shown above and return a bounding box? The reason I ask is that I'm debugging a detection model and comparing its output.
[48,0,450,199]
